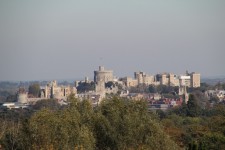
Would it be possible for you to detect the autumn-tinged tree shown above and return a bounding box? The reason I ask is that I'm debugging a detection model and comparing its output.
[95,97,180,150]
[0,96,180,149]
[28,99,95,150]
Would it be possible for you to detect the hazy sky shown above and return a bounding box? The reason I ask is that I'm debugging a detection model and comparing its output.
[0,0,225,81]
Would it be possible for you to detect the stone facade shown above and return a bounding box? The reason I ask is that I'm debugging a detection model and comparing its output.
[42,80,77,100]
[94,66,117,101]
[94,66,113,83]
[179,75,191,87]
[190,72,201,88]
[169,74,179,86]
[122,77,138,87]
[134,72,154,85]
[17,88,28,104]
[123,71,200,88]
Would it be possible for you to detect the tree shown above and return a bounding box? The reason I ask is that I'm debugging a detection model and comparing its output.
[77,81,95,93]
[31,99,61,110]
[28,83,40,97]
[187,94,201,117]
[149,85,157,93]
[96,97,180,150]
[6,94,17,102]
[210,96,220,103]
[26,103,96,149]
[0,96,181,149]
[105,81,115,88]
[169,101,188,117]
[156,85,178,94]
[129,84,149,93]
[215,82,224,90]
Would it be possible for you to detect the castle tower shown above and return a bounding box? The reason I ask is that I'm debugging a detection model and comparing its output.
[17,88,28,104]
[94,66,113,83]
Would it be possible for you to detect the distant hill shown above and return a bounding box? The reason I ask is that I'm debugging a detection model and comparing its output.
[201,76,225,85]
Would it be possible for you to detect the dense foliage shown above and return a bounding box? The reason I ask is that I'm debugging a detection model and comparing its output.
[77,81,95,93]
[0,96,180,150]
[159,94,225,149]
[28,83,41,97]
[0,82,18,103]
[0,95,225,149]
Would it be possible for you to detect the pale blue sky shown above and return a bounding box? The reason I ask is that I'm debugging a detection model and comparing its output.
[0,0,225,81]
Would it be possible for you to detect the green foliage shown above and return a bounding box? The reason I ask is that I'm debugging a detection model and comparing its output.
[77,81,95,93]
[148,85,179,94]
[162,93,179,99]
[2,81,225,149]
[215,82,225,90]
[25,104,96,149]
[167,101,188,117]
[28,83,41,97]
[31,99,61,110]
[0,109,33,149]
[201,132,225,149]
[1,121,20,150]
[209,96,220,103]
[0,91,17,103]
[0,91,11,103]
[187,94,201,117]
[0,82,18,95]
[105,81,115,88]
[6,94,17,102]
[161,101,225,149]
[0,96,181,150]
[188,82,212,93]
[149,85,157,93]
[207,104,225,116]
[129,84,149,93]
[96,97,180,150]
[6,95,225,150]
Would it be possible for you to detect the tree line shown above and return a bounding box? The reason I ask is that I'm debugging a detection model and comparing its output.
[158,93,225,149]
[0,95,179,150]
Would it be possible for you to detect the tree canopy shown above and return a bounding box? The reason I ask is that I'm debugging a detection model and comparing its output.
[77,81,95,93]
[28,83,40,97]
[0,96,180,150]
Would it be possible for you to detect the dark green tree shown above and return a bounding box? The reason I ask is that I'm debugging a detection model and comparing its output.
[31,99,61,110]
[28,83,40,97]
[77,81,95,93]
[6,94,17,102]
[187,94,201,117]
[149,85,157,93]
[105,81,115,88]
